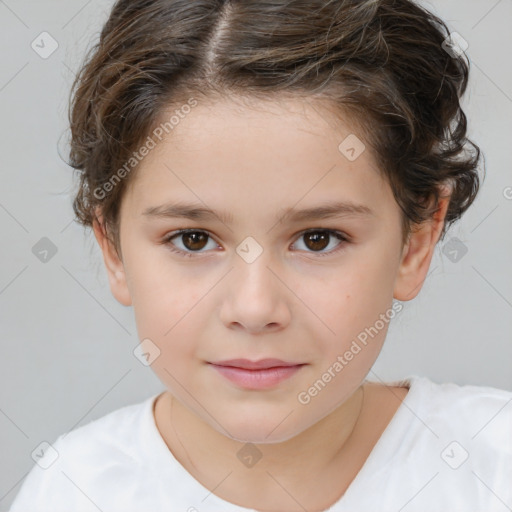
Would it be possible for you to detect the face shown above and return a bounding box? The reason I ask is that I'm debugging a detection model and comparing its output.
[95,96,446,444]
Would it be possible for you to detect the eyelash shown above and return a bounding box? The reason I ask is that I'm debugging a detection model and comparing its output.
[162,228,350,259]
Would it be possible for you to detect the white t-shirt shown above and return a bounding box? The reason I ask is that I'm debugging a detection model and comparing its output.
[9,375,512,512]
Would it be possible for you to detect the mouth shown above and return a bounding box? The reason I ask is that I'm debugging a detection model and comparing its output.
[210,358,304,370]
[207,359,306,389]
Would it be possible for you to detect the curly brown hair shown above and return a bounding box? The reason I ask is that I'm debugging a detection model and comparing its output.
[67,0,483,258]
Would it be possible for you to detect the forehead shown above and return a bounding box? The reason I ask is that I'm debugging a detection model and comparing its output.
[121,96,393,222]
[153,94,367,152]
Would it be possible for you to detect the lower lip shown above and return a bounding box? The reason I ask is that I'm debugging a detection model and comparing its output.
[209,364,304,389]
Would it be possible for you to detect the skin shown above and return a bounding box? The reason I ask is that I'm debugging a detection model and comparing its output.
[93,96,450,512]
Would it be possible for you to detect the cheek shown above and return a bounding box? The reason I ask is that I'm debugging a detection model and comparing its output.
[298,254,397,377]
[132,283,202,384]
[126,243,203,319]
[305,258,393,332]
[133,284,205,344]
[127,264,209,365]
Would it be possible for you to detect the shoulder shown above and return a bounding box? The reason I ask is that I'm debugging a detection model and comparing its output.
[9,393,161,512]
[393,376,511,489]
[55,393,158,465]
[394,375,512,445]
[352,376,512,509]
[409,375,512,430]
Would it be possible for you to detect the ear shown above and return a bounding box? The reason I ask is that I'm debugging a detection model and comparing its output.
[393,189,451,301]
[92,210,132,306]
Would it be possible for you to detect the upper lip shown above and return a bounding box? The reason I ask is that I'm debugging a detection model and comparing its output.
[209,358,304,370]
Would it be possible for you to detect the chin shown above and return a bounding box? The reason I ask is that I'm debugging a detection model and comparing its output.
[216,414,307,445]
[228,429,297,445]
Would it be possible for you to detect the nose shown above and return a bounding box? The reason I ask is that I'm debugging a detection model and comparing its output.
[219,250,291,334]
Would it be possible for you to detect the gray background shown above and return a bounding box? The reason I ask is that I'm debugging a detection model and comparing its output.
[1,0,511,509]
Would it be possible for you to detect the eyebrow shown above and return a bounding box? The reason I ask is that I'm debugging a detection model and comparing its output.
[142,200,374,225]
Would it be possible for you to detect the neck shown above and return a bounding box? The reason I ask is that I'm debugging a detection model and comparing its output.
[160,384,365,482]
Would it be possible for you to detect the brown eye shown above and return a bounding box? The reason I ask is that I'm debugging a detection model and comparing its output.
[163,228,349,259]
[303,231,330,251]
[292,229,348,256]
[164,230,218,257]
[181,231,209,251]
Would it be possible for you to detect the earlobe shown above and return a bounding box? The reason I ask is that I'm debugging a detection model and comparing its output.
[393,194,450,301]
[92,213,132,307]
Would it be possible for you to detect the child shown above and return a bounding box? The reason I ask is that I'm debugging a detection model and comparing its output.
[10,0,511,511]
